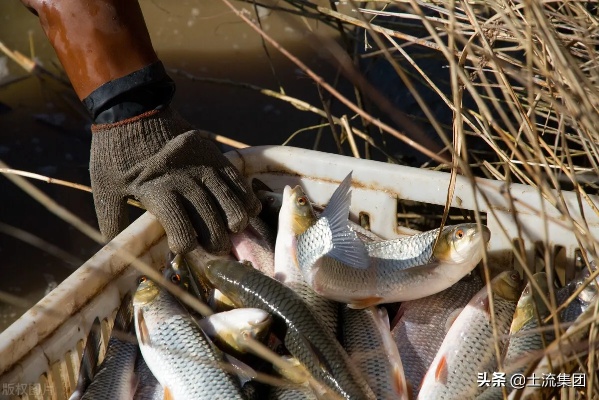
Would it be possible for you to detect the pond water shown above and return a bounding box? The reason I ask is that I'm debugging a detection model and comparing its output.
[0,0,355,331]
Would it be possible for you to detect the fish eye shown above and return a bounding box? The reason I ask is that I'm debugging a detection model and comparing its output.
[138,276,147,284]
[455,229,464,239]
[510,272,520,281]
[171,274,181,284]
[267,196,275,204]
[297,196,308,206]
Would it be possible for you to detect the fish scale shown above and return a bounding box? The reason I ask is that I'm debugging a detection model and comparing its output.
[80,334,138,400]
[275,182,341,338]
[80,294,138,400]
[297,218,334,269]
[417,271,521,400]
[133,280,246,400]
[392,274,484,395]
[342,306,407,399]
[133,356,163,400]
[205,260,376,400]
[476,319,552,400]
[367,228,438,264]
[477,277,553,399]
[280,266,340,338]
[268,386,317,400]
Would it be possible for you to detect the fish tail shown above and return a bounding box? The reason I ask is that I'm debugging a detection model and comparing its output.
[69,317,102,400]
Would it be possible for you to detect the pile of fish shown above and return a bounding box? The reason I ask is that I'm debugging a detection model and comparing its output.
[70,172,599,400]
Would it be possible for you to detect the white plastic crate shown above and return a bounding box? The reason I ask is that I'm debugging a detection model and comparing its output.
[1,145,598,399]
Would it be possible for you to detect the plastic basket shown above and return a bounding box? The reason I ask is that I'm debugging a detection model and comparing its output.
[1,145,598,399]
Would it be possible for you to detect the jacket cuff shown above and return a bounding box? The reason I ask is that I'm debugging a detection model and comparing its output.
[83,61,176,124]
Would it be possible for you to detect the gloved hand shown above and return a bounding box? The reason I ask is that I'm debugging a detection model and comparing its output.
[90,107,261,254]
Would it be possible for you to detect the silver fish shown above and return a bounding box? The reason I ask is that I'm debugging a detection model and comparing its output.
[307,223,490,308]
[557,262,598,323]
[512,292,598,400]
[204,259,376,400]
[418,270,522,400]
[133,277,245,400]
[342,306,409,400]
[476,272,552,400]
[284,172,491,308]
[275,183,343,338]
[392,273,484,395]
[80,293,139,400]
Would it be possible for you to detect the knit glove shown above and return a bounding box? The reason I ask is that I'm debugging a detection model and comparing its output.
[90,107,261,254]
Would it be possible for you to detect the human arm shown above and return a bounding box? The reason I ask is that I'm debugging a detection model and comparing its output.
[21,0,261,254]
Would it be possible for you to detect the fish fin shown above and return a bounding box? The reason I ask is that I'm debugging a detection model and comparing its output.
[445,308,463,333]
[182,255,208,303]
[136,308,151,347]
[164,386,174,400]
[390,305,406,329]
[69,317,102,400]
[129,373,140,398]
[348,296,384,309]
[483,296,491,316]
[435,355,448,384]
[406,380,415,400]
[393,365,407,399]
[224,353,256,386]
[113,292,134,334]
[372,307,409,399]
[320,172,369,270]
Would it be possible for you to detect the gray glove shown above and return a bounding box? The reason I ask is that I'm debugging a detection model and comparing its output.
[90,107,261,254]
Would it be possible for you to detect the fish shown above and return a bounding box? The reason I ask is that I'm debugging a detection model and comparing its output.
[557,261,598,323]
[133,356,163,400]
[283,172,491,308]
[80,293,139,400]
[166,253,213,304]
[133,277,245,400]
[476,272,552,400]
[204,259,376,400]
[69,318,102,400]
[310,222,490,308]
[391,273,484,396]
[262,188,384,243]
[268,386,318,400]
[417,270,522,400]
[197,308,272,354]
[275,182,342,338]
[513,292,599,400]
[341,306,409,400]
[231,216,276,277]
[285,172,370,272]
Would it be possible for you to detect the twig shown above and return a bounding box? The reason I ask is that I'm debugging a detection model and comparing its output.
[0,168,144,209]
[341,115,361,158]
